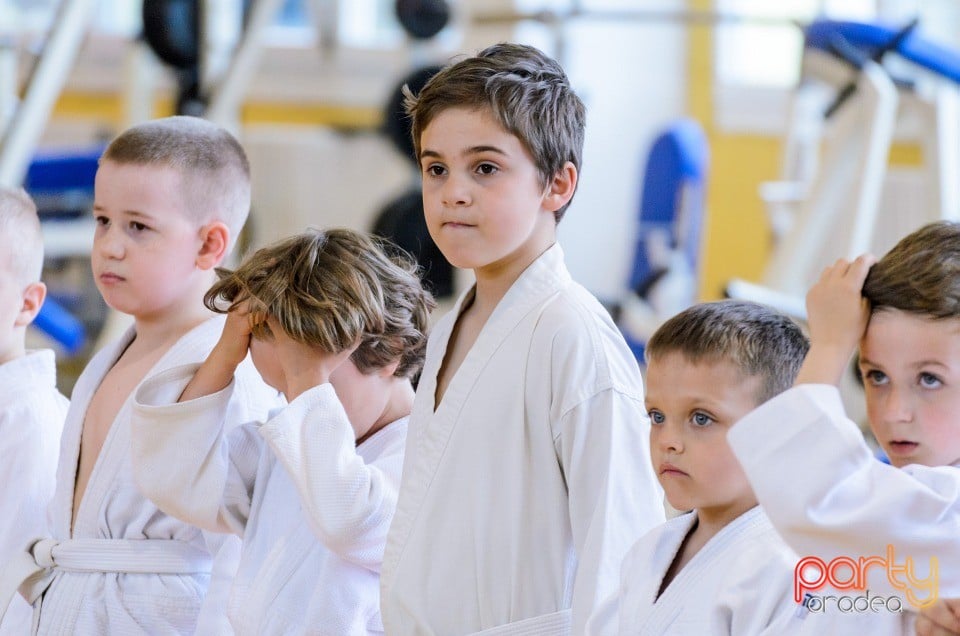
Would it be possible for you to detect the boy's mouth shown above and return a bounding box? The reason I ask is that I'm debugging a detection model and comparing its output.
[658,462,689,477]
[886,440,919,456]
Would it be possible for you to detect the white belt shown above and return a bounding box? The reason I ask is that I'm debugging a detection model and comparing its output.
[0,537,212,625]
[471,609,572,636]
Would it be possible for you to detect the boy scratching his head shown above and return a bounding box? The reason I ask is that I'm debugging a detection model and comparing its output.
[0,188,69,635]
[729,221,960,616]
[380,43,665,635]
[130,228,433,635]
[0,117,281,635]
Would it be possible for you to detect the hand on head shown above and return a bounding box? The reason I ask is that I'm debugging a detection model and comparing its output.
[216,303,255,367]
[794,254,876,386]
[269,320,360,402]
[917,598,960,636]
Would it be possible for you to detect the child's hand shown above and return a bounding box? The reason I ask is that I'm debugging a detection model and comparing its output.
[269,319,359,402]
[214,307,255,368]
[179,305,253,402]
[795,254,876,387]
[917,598,960,636]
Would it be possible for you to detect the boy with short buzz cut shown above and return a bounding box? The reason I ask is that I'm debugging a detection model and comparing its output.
[588,300,904,635]
[381,42,665,635]
[129,228,434,635]
[730,221,960,612]
[0,188,68,636]
[0,116,281,635]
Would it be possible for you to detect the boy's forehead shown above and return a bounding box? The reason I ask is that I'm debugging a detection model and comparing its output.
[646,352,757,395]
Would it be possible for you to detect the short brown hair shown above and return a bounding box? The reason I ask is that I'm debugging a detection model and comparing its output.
[646,300,809,404]
[0,187,43,284]
[205,228,435,379]
[101,116,250,247]
[405,42,586,221]
[864,221,960,319]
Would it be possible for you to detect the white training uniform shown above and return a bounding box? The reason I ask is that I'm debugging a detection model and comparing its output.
[729,384,960,602]
[132,364,405,635]
[587,506,908,635]
[0,318,280,635]
[381,244,665,636]
[0,351,68,636]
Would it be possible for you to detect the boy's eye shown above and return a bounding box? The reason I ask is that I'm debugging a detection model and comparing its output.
[95,215,109,226]
[691,412,713,427]
[863,369,888,386]
[919,372,943,389]
[476,163,498,175]
[648,410,665,425]
[425,164,446,177]
[129,221,148,232]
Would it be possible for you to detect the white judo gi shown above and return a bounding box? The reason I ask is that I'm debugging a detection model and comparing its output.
[131,364,405,635]
[729,384,960,604]
[0,351,67,636]
[0,318,279,635]
[587,506,908,635]
[381,244,665,636]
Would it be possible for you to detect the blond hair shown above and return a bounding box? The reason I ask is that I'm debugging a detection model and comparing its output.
[101,116,250,247]
[206,228,435,379]
[0,187,43,285]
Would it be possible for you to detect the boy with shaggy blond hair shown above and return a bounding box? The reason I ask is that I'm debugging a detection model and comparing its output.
[130,228,434,635]
[0,188,68,635]
[381,43,664,635]
[0,116,280,635]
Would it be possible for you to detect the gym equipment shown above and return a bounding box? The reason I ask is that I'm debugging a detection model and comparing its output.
[728,18,960,308]
[395,0,451,40]
[617,119,709,361]
[373,64,453,300]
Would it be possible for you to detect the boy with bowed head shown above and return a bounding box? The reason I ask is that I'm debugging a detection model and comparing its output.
[131,228,434,635]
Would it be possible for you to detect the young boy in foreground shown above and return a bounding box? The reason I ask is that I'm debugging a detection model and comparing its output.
[729,221,960,619]
[131,228,433,635]
[380,43,665,635]
[0,117,280,634]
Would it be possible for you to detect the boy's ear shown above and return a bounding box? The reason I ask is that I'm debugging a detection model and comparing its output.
[543,161,578,213]
[377,358,402,379]
[15,282,47,327]
[196,221,230,270]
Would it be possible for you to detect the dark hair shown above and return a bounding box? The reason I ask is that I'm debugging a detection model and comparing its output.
[646,300,810,403]
[405,42,586,221]
[863,221,960,319]
[205,228,435,379]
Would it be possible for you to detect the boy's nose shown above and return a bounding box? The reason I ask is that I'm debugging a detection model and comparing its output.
[653,422,683,454]
[881,387,914,424]
[95,230,124,259]
[441,175,471,206]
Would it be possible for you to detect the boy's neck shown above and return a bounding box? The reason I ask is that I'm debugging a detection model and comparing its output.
[470,240,556,318]
[0,333,26,367]
[129,292,217,353]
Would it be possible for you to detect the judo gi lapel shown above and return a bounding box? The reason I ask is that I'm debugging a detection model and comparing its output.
[65,317,226,538]
[383,245,571,587]
[642,507,767,634]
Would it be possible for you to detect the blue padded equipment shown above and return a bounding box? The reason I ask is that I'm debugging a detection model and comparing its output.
[805,19,960,84]
[623,119,709,361]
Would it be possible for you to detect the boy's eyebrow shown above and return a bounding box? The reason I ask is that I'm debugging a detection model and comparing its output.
[91,204,156,220]
[859,356,949,370]
[419,145,508,161]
